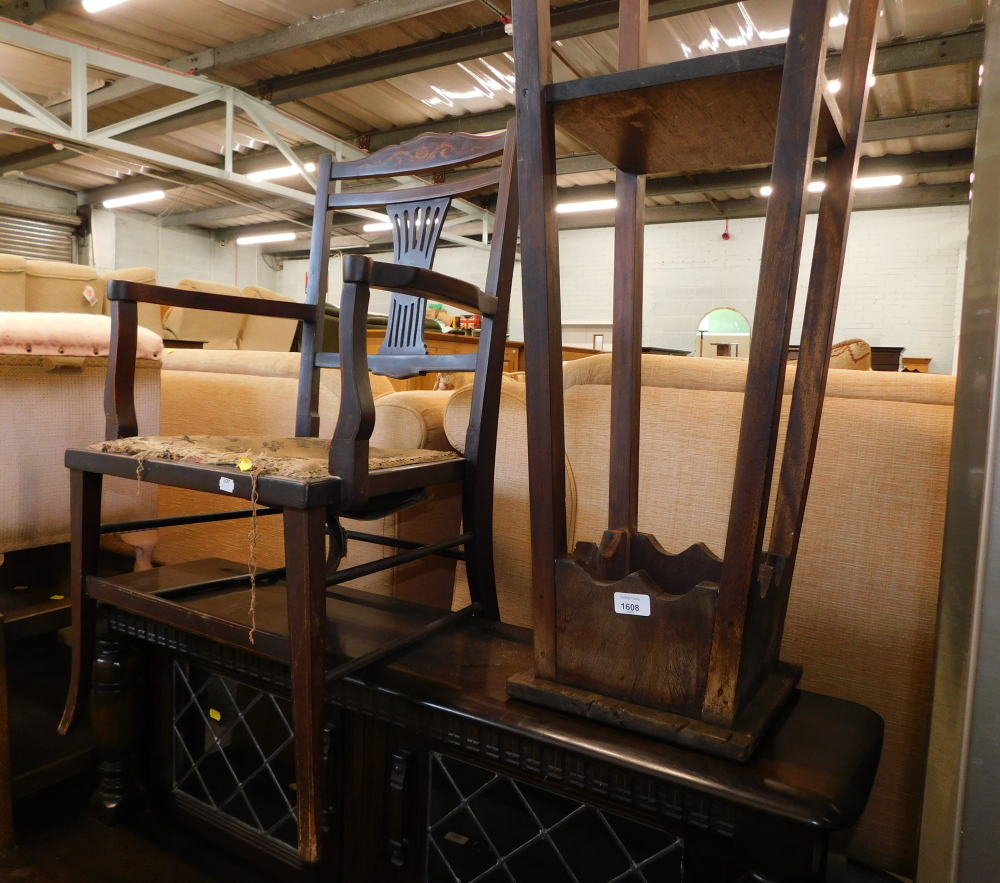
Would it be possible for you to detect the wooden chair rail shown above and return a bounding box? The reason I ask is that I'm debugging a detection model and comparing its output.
[107,280,314,321]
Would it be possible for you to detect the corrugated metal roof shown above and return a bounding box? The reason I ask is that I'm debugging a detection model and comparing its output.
[0,0,985,225]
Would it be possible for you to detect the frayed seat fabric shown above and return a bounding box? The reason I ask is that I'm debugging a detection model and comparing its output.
[91,434,460,481]
[0,312,163,359]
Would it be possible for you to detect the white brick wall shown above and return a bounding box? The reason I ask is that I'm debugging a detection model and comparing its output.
[114,215,279,291]
[278,204,970,374]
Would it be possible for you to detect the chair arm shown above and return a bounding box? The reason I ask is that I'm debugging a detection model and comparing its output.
[107,280,313,321]
[343,256,498,316]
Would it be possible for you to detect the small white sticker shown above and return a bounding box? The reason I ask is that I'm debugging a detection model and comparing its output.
[219,476,235,493]
[82,285,98,307]
[613,592,650,617]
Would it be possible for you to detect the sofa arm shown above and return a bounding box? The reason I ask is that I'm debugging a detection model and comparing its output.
[374,390,454,452]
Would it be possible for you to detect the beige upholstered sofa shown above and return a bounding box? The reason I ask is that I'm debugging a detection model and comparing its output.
[0,312,162,563]
[445,354,953,879]
[156,350,461,606]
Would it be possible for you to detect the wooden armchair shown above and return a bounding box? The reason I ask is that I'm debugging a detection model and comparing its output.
[58,122,518,863]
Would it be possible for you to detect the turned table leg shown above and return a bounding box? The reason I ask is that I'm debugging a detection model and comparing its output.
[90,633,143,824]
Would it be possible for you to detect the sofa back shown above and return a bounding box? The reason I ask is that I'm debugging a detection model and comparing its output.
[239,285,298,352]
[445,353,954,878]
[99,266,162,336]
[24,259,101,314]
[0,254,26,311]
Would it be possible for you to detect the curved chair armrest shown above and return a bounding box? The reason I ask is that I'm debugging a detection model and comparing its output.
[343,256,497,316]
[107,280,312,321]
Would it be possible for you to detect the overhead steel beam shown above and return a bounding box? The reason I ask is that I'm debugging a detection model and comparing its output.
[0,0,76,25]
[44,0,475,117]
[77,99,984,206]
[1,21,984,179]
[265,183,970,259]
[0,21,491,248]
[362,103,980,169]
[266,17,984,106]
[217,152,972,241]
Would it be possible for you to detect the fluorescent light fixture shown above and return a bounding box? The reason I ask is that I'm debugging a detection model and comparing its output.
[762,176,899,197]
[555,199,617,214]
[827,76,876,93]
[82,0,129,10]
[853,174,902,189]
[235,232,297,246]
[102,190,165,209]
[759,183,824,195]
[246,162,316,181]
[363,222,393,232]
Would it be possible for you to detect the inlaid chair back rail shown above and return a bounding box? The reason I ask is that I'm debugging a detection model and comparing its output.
[318,120,518,516]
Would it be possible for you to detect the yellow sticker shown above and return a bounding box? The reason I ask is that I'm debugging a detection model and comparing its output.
[209,708,221,722]
[50,594,65,600]
[166,348,175,354]
[13,585,27,591]
[238,456,253,472]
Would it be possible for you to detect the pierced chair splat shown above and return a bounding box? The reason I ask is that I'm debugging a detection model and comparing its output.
[57,122,519,864]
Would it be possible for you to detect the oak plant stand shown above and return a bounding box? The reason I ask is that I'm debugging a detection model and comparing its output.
[508,0,881,759]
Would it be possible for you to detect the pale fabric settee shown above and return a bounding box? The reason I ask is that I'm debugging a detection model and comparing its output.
[0,313,162,561]
[0,254,459,602]
[444,353,953,879]
[155,350,461,606]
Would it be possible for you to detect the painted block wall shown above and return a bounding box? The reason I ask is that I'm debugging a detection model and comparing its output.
[113,213,279,291]
[559,204,969,374]
[278,203,969,374]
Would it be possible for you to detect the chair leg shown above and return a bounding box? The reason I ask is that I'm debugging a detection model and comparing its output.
[90,634,143,824]
[0,615,12,853]
[463,470,501,621]
[59,470,103,736]
[283,506,328,864]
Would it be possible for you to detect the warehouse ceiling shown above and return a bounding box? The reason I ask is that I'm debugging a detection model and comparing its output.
[0,0,986,256]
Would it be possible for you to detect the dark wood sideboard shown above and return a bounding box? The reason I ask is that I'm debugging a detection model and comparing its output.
[87,566,884,883]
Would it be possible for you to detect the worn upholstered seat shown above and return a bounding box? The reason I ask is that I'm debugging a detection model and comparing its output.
[93,435,460,482]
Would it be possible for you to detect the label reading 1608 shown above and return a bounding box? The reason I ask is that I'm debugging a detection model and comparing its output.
[613,592,650,617]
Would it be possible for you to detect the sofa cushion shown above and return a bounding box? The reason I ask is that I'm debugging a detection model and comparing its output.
[24,260,101,314]
[829,337,872,370]
[99,266,163,336]
[0,253,26,311]
[0,312,162,359]
[161,349,396,402]
[239,285,298,352]
[162,279,247,349]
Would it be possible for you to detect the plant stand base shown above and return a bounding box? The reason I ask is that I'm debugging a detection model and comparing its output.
[507,661,802,762]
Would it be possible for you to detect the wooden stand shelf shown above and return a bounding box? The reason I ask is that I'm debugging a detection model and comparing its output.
[549,45,846,175]
[511,0,881,760]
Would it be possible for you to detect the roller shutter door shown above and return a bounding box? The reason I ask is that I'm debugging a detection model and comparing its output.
[0,204,78,261]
